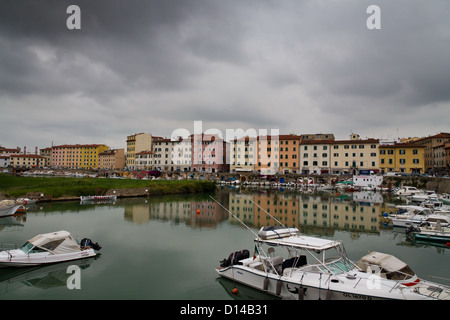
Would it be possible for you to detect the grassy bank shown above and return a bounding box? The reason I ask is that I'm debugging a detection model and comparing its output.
[0,174,216,200]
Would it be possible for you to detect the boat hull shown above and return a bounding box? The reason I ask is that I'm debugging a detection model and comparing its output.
[216,264,449,300]
[0,249,97,268]
[216,266,390,300]
[414,233,450,243]
[0,205,21,217]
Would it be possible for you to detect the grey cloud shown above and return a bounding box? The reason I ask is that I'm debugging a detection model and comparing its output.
[0,0,449,149]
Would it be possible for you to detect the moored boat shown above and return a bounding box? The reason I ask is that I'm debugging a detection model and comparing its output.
[387,205,450,228]
[16,198,38,205]
[406,222,450,244]
[0,230,101,267]
[0,201,22,217]
[216,226,450,300]
[80,195,117,202]
[394,186,422,197]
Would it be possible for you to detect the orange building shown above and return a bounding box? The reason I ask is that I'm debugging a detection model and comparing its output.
[279,134,301,174]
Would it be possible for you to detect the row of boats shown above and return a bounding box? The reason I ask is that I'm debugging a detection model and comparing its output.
[0,195,119,218]
[386,185,450,245]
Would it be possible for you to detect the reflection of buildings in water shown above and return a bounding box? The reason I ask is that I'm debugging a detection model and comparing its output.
[124,203,151,224]
[190,200,226,228]
[254,193,298,228]
[228,192,383,234]
[123,201,192,224]
[123,193,229,228]
[150,201,191,223]
[229,193,255,226]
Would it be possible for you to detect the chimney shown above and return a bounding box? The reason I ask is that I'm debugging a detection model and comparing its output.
[35,147,38,155]
[24,146,26,154]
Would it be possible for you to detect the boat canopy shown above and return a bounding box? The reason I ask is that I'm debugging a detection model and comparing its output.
[357,252,408,273]
[255,233,342,251]
[28,230,81,255]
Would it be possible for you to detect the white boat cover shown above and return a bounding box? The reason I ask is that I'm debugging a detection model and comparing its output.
[357,252,407,273]
[28,230,81,255]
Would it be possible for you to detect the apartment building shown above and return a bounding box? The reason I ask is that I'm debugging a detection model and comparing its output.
[126,133,153,170]
[299,139,333,175]
[153,138,177,171]
[379,143,425,174]
[255,135,279,174]
[99,149,125,170]
[51,144,109,169]
[0,147,21,155]
[279,135,301,174]
[39,147,52,167]
[172,136,192,172]
[230,136,257,172]
[192,134,229,173]
[135,151,153,170]
[10,154,45,169]
[330,135,379,175]
[412,132,450,174]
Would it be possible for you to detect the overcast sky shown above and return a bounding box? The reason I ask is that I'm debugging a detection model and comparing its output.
[1,0,449,150]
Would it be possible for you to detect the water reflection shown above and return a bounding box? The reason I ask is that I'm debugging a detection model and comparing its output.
[0,257,99,294]
[227,190,387,237]
[112,190,389,237]
[3,189,442,244]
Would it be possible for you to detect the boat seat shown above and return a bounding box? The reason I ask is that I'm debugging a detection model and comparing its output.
[263,256,284,273]
[282,256,307,271]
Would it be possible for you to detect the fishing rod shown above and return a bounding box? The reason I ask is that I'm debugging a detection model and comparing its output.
[209,195,281,276]
[238,191,286,227]
[208,195,258,238]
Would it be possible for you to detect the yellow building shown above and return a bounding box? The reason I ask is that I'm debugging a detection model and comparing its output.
[230,136,257,173]
[126,133,153,169]
[379,143,425,174]
[51,144,108,169]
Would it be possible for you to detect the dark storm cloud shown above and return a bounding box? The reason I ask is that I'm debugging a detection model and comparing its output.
[0,0,449,149]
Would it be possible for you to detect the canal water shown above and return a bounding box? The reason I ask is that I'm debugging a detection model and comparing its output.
[0,188,449,300]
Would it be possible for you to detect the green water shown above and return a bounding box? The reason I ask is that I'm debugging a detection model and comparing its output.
[0,189,448,300]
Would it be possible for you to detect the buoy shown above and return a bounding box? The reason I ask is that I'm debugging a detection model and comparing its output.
[232,288,238,295]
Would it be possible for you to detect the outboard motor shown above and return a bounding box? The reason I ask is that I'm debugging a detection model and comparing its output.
[80,238,102,251]
[220,249,249,267]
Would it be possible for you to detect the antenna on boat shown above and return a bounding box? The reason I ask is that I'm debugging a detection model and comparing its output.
[209,195,259,238]
[238,191,286,227]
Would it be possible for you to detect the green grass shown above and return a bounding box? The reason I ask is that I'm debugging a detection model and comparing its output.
[0,174,216,199]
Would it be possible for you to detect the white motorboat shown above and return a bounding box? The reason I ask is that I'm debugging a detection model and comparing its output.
[16,198,38,205]
[394,186,422,197]
[0,230,101,267]
[406,222,450,244]
[0,201,21,217]
[216,226,450,300]
[80,195,117,202]
[387,205,450,228]
[410,191,438,203]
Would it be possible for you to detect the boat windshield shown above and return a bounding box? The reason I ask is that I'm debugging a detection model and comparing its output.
[19,241,47,254]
